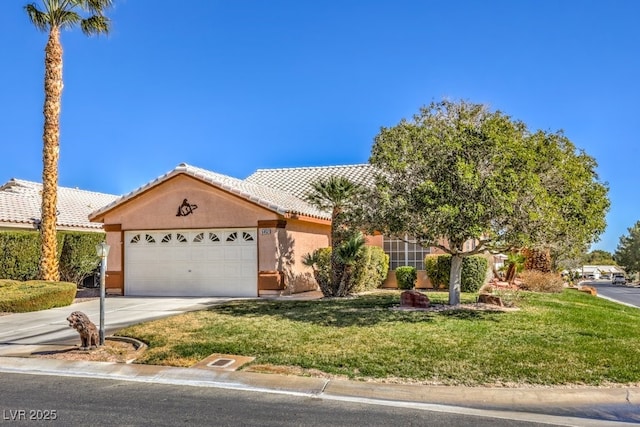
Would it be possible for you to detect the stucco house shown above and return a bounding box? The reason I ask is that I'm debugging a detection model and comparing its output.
[578,265,625,280]
[87,163,442,297]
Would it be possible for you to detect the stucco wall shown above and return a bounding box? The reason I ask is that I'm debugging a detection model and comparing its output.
[280,219,330,293]
[102,175,279,230]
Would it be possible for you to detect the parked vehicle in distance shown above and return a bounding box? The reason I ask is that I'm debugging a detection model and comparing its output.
[612,273,626,285]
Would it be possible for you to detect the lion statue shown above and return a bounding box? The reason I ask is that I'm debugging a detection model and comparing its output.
[67,311,99,350]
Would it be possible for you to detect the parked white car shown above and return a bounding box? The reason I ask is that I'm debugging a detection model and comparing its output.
[612,274,626,285]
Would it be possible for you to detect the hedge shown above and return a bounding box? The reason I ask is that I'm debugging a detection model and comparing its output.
[0,231,105,285]
[0,280,76,312]
[59,232,105,285]
[395,266,417,290]
[424,254,489,292]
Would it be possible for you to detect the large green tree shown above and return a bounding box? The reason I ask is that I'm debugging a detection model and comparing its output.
[583,249,617,266]
[368,99,609,305]
[522,130,609,270]
[614,221,640,274]
[25,0,112,281]
[305,176,362,296]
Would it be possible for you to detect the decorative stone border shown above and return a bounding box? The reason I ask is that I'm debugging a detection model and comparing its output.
[107,336,147,364]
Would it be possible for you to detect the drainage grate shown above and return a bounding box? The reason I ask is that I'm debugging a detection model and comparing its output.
[207,358,235,368]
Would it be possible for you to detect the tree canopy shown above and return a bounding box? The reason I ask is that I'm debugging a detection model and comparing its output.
[614,221,640,274]
[583,249,617,266]
[368,99,609,304]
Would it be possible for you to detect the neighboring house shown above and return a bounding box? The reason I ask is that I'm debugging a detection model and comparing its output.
[579,265,625,280]
[87,163,447,297]
[0,178,118,232]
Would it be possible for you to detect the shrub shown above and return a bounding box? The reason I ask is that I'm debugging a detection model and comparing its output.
[423,254,489,292]
[395,266,417,290]
[302,247,332,296]
[59,232,104,285]
[518,270,564,293]
[0,232,42,281]
[304,245,389,295]
[0,280,76,312]
[0,231,103,284]
[461,256,489,293]
[351,246,389,292]
[424,254,449,289]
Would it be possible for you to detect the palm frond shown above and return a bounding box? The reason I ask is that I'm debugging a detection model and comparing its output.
[25,0,112,33]
[53,10,82,29]
[336,233,365,264]
[305,176,361,211]
[25,3,50,31]
[83,0,115,14]
[81,14,110,35]
[301,251,320,268]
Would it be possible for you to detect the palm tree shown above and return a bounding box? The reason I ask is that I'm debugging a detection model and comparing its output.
[305,176,361,292]
[335,232,365,296]
[25,1,112,281]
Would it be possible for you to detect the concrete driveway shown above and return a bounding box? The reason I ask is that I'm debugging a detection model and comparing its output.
[0,296,237,356]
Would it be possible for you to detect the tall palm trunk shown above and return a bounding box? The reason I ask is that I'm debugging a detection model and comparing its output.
[330,206,348,295]
[39,26,62,281]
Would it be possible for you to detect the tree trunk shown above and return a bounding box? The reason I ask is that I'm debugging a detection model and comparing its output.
[448,254,463,305]
[39,26,62,281]
[329,207,344,295]
[505,262,517,283]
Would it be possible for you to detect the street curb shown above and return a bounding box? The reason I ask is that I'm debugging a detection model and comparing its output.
[1,356,639,425]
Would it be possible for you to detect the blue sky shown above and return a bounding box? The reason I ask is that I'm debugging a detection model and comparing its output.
[1,1,638,253]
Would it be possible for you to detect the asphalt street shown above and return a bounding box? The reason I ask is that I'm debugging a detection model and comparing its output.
[0,372,588,427]
[587,280,640,308]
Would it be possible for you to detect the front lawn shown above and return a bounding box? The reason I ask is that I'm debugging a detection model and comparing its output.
[118,290,640,386]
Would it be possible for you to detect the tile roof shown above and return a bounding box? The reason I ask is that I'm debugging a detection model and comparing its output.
[0,179,119,231]
[89,163,332,221]
[245,164,376,199]
[581,265,625,274]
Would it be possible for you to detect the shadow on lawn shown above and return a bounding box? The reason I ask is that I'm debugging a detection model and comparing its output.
[211,294,505,327]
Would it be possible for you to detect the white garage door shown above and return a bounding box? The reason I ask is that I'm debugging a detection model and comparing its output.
[124,228,257,297]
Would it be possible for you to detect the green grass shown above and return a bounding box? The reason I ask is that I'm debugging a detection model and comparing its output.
[118,290,640,386]
[0,279,76,312]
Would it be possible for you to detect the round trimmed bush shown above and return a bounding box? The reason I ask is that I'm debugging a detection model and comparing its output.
[396,266,417,290]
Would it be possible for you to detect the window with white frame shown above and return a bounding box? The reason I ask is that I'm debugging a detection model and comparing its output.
[383,235,431,270]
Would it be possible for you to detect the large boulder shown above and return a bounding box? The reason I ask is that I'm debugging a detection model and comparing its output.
[400,290,430,309]
[477,293,504,307]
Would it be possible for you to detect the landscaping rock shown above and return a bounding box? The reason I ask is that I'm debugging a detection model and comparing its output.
[477,294,504,307]
[579,286,597,296]
[400,290,430,308]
